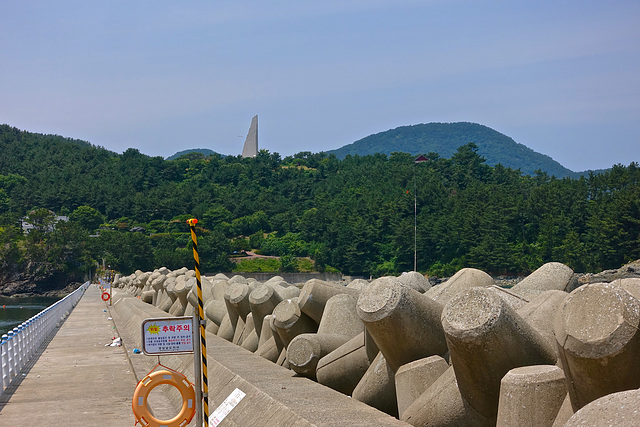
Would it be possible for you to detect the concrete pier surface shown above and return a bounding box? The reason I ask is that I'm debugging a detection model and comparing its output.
[0,285,409,426]
[0,285,138,426]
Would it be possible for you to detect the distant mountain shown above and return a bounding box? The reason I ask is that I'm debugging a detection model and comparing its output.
[327,122,580,178]
[166,148,223,160]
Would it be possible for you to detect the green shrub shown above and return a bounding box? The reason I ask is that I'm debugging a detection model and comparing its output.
[233,258,280,272]
[296,258,314,272]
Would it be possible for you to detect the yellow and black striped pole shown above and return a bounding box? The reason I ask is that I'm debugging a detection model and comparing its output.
[188,218,209,426]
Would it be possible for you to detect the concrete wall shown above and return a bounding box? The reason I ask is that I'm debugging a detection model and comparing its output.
[212,272,345,283]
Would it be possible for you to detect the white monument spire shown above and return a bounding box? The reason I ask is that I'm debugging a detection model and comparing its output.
[241,115,258,158]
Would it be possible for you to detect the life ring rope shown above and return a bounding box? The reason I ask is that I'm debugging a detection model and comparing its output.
[132,364,196,427]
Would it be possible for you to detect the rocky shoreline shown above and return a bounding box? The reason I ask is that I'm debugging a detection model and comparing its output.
[0,281,82,298]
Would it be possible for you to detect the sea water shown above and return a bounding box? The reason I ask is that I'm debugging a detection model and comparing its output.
[0,296,61,336]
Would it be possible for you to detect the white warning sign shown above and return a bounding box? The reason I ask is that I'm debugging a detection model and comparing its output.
[141,316,194,355]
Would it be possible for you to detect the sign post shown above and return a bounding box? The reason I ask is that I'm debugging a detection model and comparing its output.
[193,315,203,427]
[188,218,209,427]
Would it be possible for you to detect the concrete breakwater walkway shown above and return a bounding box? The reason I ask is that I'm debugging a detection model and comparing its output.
[0,285,137,426]
[0,285,408,426]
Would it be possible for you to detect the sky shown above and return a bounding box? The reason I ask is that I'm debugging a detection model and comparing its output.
[1,1,639,172]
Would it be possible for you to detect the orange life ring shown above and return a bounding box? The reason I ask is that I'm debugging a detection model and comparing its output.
[132,370,196,427]
[101,292,110,301]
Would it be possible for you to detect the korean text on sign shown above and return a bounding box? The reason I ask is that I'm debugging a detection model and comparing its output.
[141,316,195,355]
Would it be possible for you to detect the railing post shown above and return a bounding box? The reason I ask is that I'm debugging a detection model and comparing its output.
[12,330,20,374]
[13,327,22,372]
[29,319,36,357]
[45,305,53,336]
[6,332,15,378]
[33,315,41,353]
[21,322,30,365]
[23,321,32,360]
[38,313,44,348]
[1,337,8,392]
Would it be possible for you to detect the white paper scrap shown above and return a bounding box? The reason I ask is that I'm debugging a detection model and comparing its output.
[210,388,247,426]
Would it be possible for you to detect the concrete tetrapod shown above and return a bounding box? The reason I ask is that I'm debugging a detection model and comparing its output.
[270,315,289,367]
[356,276,448,372]
[317,293,364,337]
[257,313,275,348]
[186,276,214,307]
[496,365,567,427]
[150,274,166,306]
[256,336,280,362]
[203,299,226,334]
[364,328,380,362]
[228,274,246,284]
[223,295,243,344]
[256,314,280,362]
[398,271,432,293]
[249,283,283,340]
[210,279,229,301]
[564,389,640,427]
[486,286,528,311]
[346,278,369,291]
[510,261,576,299]
[513,289,568,359]
[298,279,360,323]
[287,293,364,380]
[613,277,640,299]
[216,313,235,342]
[155,275,173,308]
[158,279,177,312]
[168,278,192,316]
[263,275,285,286]
[272,298,318,348]
[551,395,575,427]
[441,287,557,419]
[424,267,494,306]
[225,282,252,345]
[287,333,351,380]
[239,312,259,352]
[395,355,449,419]
[270,280,301,300]
[352,352,398,417]
[401,366,491,427]
[227,282,252,321]
[554,282,640,411]
[316,332,372,395]
[210,272,229,281]
[141,289,154,304]
[134,278,145,298]
[136,271,150,296]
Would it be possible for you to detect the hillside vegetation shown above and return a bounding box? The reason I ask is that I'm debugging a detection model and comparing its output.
[1,124,639,293]
[166,148,223,161]
[328,122,586,177]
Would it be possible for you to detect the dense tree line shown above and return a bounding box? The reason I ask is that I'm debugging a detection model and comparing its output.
[0,125,638,288]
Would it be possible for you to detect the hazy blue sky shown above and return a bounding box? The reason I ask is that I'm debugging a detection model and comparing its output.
[2,1,639,171]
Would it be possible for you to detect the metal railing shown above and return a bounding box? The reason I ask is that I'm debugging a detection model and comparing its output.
[0,281,90,394]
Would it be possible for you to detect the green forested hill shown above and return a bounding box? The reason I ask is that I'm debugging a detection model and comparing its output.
[327,122,579,177]
[166,148,223,160]
[1,124,639,294]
